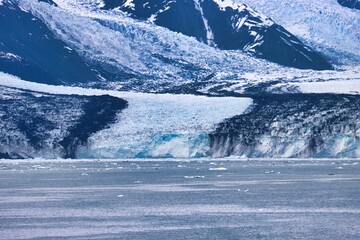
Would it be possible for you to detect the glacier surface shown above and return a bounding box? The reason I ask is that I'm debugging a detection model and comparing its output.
[79,94,252,158]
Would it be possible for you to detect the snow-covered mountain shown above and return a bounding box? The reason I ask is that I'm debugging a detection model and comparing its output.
[0,0,359,159]
[238,0,360,66]
[1,0,277,91]
[0,0,101,85]
[2,0,358,92]
[101,0,332,70]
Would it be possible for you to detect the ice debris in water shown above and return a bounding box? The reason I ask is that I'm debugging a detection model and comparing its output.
[209,167,228,171]
[184,176,205,179]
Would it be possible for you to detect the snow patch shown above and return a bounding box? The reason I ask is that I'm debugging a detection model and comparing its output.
[213,0,243,11]
[194,0,215,46]
[122,0,134,10]
[0,52,22,61]
[291,80,360,95]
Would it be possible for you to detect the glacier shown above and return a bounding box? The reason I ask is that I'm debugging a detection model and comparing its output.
[79,93,252,158]
[3,70,358,159]
[0,72,252,158]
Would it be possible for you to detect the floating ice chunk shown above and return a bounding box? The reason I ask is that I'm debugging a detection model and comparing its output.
[32,165,47,169]
[184,176,205,179]
[209,167,227,171]
[237,189,250,192]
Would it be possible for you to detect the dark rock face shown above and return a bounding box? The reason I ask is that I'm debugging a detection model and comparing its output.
[209,94,360,158]
[60,95,128,158]
[0,86,127,159]
[38,0,58,6]
[0,1,99,85]
[102,0,332,70]
[338,0,360,10]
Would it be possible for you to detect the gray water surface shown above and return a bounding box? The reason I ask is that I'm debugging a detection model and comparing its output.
[0,159,359,239]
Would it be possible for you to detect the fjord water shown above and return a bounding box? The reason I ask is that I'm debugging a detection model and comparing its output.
[1,159,359,239]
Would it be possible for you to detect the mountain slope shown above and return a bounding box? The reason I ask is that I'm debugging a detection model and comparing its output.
[7,0,353,94]
[101,0,332,70]
[0,1,102,85]
[239,0,360,66]
[18,0,287,90]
